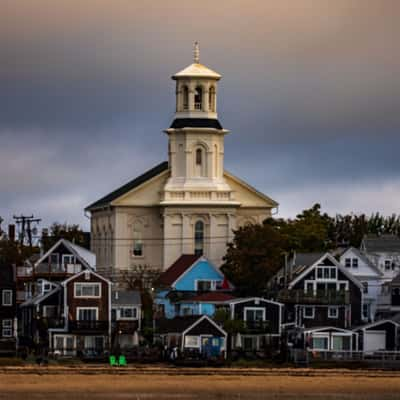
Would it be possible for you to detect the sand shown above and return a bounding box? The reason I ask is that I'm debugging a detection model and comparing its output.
[0,371,400,399]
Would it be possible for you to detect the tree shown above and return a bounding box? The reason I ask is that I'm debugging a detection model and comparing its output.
[221,221,287,296]
[42,222,87,251]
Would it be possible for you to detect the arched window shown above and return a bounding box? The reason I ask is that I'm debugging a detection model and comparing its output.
[196,148,202,165]
[182,86,189,110]
[194,221,204,256]
[132,226,143,257]
[194,86,202,110]
[194,147,206,177]
[209,86,216,112]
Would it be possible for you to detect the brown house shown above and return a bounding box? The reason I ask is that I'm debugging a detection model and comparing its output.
[49,269,112,356]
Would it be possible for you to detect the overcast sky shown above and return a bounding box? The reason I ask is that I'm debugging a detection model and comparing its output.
[1,0,399,231]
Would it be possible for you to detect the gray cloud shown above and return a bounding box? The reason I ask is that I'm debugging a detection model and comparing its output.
[1,0,400,230]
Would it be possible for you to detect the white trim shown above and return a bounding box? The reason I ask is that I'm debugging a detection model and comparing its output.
[74,282,101,298]
[353,319,400,332]
[328,306,339,319]
[76,307,99,321]
[243,307,266,321]
[181,315,227,338]
[34,239,93,272]
[2,290,13,306]
[171,256,225,288]
[1,319,13,337]
[288,252,364,290]
[303,306,315,319]
[304,326,353,334]
[62,268,111,286]
[228,297,284,307]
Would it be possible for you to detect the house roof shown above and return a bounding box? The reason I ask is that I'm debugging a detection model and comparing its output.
[361,234,400,253]
[182,292,236,303]
[34,238,96,270]
[85,161,169,211]
[21,286,61,307]
[169,118,223,130]
[340,247,383,276]
[288,252,364,290]
[353,319,399,331]
[156,315,203,334]
[157,254,202,287]
[172,63,221,79]
[112,290,141,306]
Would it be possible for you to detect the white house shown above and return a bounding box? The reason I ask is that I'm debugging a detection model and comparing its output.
[339,247,383,322]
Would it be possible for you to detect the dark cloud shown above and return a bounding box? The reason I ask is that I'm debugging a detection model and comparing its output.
[1,0,400,229]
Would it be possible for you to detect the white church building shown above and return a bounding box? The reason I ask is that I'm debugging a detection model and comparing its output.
[85,44,278,282]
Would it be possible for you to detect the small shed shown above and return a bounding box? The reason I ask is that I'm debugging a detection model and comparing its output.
[354,319,399,352]
[156,315,227,358]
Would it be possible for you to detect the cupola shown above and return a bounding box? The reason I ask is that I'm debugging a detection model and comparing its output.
[172,42,221,122]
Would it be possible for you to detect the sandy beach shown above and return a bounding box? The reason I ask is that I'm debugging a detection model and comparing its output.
[0,370,400,399]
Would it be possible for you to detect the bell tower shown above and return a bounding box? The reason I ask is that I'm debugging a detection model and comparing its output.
[174,42,220,120]
[162,43,236,203]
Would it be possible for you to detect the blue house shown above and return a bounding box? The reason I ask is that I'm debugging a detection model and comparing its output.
[155,255,234,319]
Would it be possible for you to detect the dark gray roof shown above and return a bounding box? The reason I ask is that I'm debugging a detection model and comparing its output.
[361,234,400,253]
[112,290,141,305]
[291,252,325,268]
[169,118,223,130]
[85,161,169,211]
[156,316,203,334]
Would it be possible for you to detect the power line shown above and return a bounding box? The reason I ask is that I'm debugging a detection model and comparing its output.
[13,215,41,248]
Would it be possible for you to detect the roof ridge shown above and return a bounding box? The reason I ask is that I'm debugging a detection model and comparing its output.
[85,161,169,211]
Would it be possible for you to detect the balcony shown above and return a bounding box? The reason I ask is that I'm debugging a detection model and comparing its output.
[16,267,33,278]
[244,320,271,333]
[69,320,109,333]
[277,289,350,305]
[112,320,139,334]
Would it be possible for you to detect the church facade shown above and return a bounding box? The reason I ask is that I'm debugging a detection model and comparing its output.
[85,44,278,282]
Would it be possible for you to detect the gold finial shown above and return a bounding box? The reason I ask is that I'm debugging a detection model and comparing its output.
[194,41,200,64]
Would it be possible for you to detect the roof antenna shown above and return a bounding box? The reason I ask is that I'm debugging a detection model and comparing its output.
[194,41,200,64]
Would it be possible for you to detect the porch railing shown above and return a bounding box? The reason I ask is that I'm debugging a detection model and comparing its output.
[277,289,350,305]
[69,321,109,332]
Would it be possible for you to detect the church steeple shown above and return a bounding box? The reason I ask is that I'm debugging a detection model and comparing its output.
[163,44,232,204]
[172,43,221,122]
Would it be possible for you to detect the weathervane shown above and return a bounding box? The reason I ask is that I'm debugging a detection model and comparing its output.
[194,41,200,64]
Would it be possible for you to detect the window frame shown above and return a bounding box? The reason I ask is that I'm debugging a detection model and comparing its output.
[328,306,339,319]
[76,307,99,321]
[244,307,266,322]
[344,258,351,268]
[352,258,358,268]
[118,307,138,320]
[2,319,13,337]
[303,306,315,319]
[74,282,101,298]
[2,290,12,306]
[184,335,200,348]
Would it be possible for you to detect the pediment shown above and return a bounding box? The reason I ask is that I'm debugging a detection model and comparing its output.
[112,169,170,206]
[223,170,278,209]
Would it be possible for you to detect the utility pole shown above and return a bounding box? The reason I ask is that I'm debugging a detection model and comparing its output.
[13,215,41,249]
[0,216,3,237]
